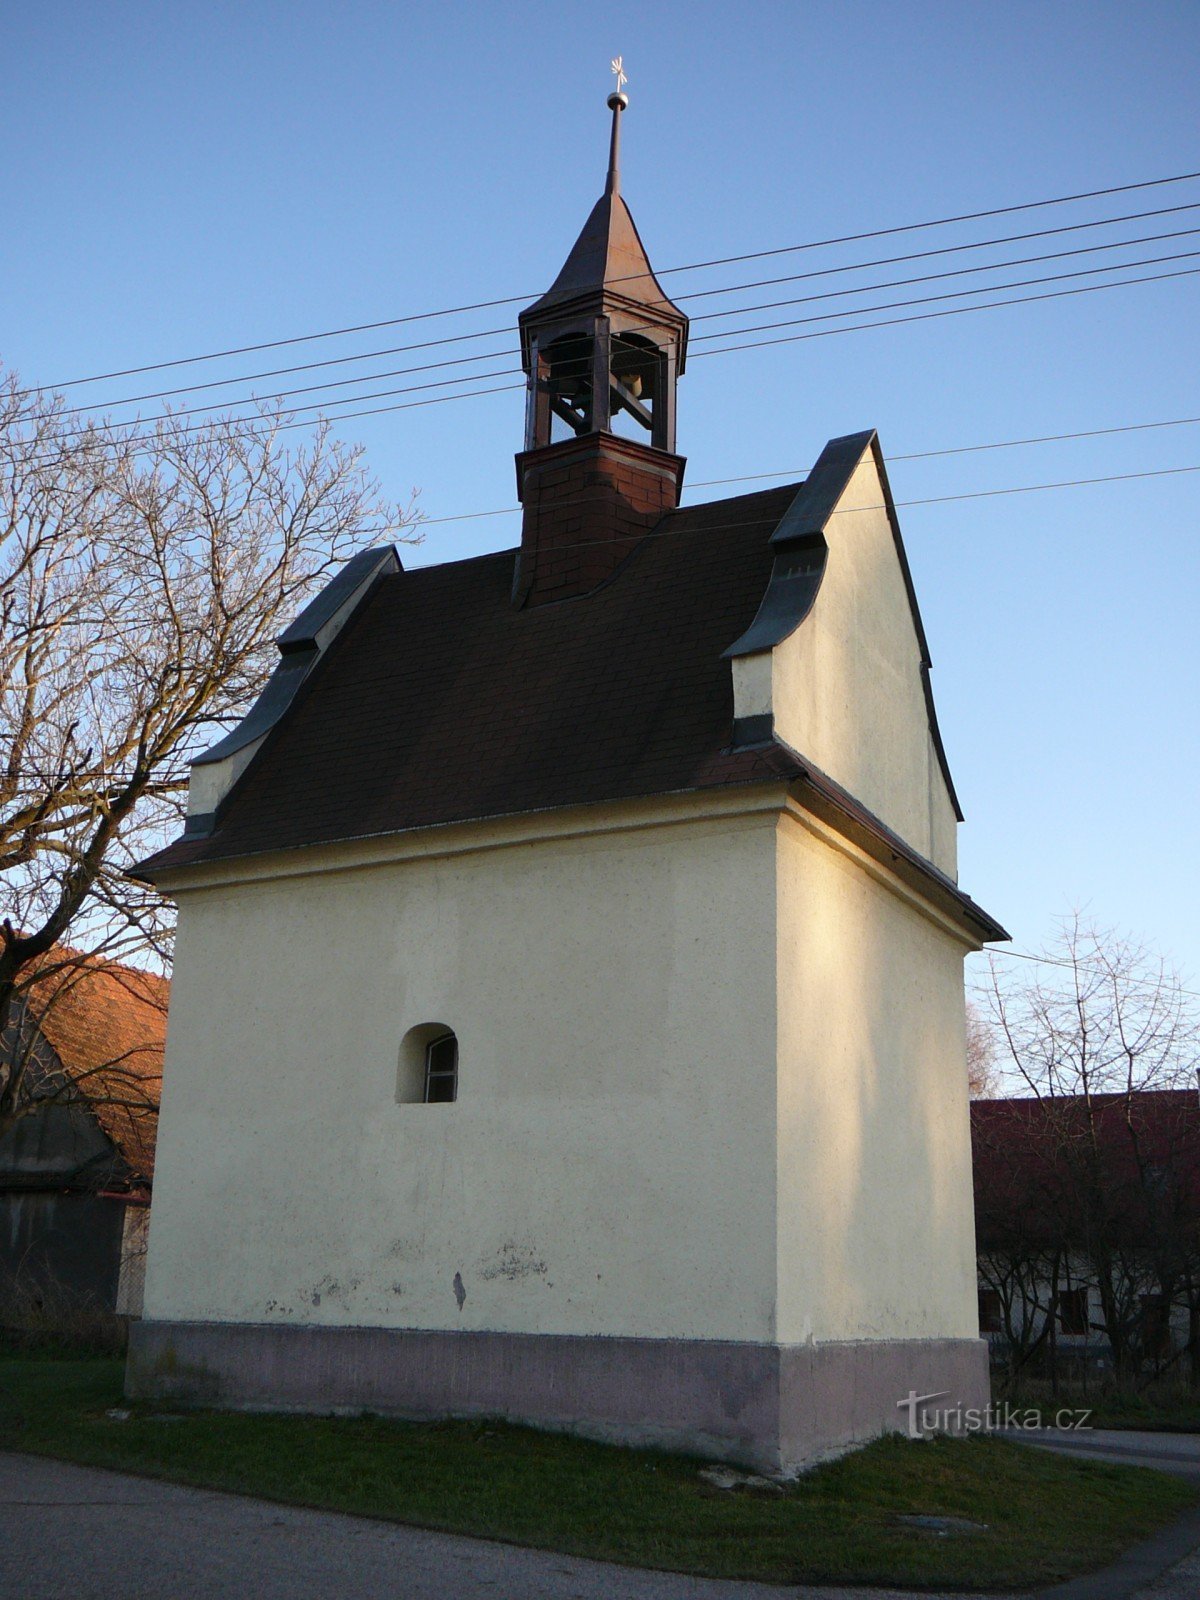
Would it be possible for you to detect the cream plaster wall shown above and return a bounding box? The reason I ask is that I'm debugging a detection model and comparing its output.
[143,806,782,1343]
[774,807,980,1345]
[187,739,263,818]
[769,454,959,877]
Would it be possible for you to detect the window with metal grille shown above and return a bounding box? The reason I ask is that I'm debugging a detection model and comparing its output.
[424,1032,458,1103]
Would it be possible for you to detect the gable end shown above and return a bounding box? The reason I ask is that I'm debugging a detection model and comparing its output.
[725,430,962,823]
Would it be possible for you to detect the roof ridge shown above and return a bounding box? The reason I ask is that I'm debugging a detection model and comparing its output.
[402,546,517,576]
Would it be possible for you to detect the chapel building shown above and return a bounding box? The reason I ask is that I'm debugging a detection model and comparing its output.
[128,89,1006,1470]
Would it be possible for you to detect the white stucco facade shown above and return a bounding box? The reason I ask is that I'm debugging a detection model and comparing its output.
[146,796,784,1342]
[733,451,958,876]
[145,793,980,1352]
[775,803,978,1345]
[134,431,996,1463]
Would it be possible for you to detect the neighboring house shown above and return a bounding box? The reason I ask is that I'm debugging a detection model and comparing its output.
[127,93,1006,1472]
[972,1092,1200,1374]
[0,950,165,1321]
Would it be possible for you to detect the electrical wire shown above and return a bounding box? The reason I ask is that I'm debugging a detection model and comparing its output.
[973,947,1200,1002]
[695,262,1200,361]
[687,226,1200,328]
[434,465,1200,562]
[411,416,1200,526]
[20,169,1200,393]
[35,204,1200,420]
[22,253,1200,459]
[43,218,1200,425]
[688,248,1200,347]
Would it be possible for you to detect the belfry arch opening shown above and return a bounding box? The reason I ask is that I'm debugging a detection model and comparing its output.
[529,326,676,450]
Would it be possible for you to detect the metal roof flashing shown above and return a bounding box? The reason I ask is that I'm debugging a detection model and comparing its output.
[184,545,400,835]
[723,429,964,823]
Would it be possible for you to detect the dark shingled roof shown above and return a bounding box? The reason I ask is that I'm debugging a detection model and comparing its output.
[136,473,1007,947]
[140,484,804,875]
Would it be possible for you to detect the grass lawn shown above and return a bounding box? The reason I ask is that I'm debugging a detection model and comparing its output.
[995,1376,1200,1433]
[0,1348,1195,1591]
[1089,1395,1200,1431]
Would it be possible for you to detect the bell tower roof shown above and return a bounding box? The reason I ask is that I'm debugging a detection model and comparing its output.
[519,78,688,366]
[512,65,690,607]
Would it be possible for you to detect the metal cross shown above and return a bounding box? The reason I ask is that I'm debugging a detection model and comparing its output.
[610,56,628,94]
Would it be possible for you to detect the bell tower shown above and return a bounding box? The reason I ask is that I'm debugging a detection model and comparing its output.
[513,72,689,606]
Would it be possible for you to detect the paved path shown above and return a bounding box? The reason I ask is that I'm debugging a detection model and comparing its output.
[1007,1425,1200,1482]
[0,1451,993,1600]
[5,1444,1200,1600]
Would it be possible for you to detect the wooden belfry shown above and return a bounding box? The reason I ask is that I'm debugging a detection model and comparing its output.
[518,65,687,452]
[513,67,691,605]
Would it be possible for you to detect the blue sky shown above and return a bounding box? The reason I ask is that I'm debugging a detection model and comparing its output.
[3,2,1198,986]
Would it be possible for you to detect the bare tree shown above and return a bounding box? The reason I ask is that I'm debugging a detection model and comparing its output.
[966,1000,999,1098]
[0,371,420,1141]
[976,915,1200,1379]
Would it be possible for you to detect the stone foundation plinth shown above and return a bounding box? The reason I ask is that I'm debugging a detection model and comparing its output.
[127,1320,989,1472]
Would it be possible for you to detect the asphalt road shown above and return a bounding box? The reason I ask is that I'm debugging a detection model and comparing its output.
[4,1443,1200,1600]
[0,1451,972,1600]
[1007,1424,1200,1480]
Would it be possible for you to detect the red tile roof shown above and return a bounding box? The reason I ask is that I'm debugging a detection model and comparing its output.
[25,949,167,1184]
[972,1091,1200,1250]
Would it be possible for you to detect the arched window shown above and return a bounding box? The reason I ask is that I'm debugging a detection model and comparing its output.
[398,1023,458,1104]
[423,1032,458,1103]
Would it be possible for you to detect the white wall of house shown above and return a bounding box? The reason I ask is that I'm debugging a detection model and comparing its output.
[145,784,983,1353]
[978,1258,1192,1357]
[144,439,985,1357]
[748,452,959,877]
[144,798,784,1342]
[775,806,979,1344]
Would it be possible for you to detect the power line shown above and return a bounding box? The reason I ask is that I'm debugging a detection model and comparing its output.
[876,462,1200,507]
[696,262,1200,361]
[688,248,1200,348]
[442,465,1200,563]
[676,199,1200,304]
[20,382,528,463]
[23,252,1200,458]
[43,219,1200,426]
[32,198,1199,427]
[38,240,1200,443]
[652,170,1200,278]
[275,457,1200,569]
[411,416,1200,526]
[21,168,1200,393]
[687,225,1200,328]
[974,947,1200,1002]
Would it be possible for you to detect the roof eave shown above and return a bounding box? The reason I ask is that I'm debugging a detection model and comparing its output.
[781,746,1008,945]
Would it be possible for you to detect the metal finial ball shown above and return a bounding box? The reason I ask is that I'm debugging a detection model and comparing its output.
[607,91,629,112]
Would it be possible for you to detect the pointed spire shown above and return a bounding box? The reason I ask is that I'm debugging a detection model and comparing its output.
[605,56,628,197]
[518,59,687,339]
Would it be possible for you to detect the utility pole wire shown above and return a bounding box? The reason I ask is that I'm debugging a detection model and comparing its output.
[20,169,1200,393]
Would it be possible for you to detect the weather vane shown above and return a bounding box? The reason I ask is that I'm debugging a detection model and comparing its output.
[610,56,628,96]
